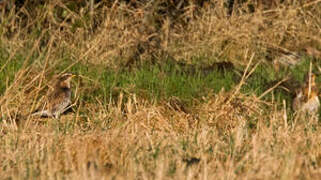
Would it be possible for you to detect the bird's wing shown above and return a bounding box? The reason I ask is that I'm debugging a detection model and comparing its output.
[51,98,71,114]
[31,110,51,117]
[48,89,71,114]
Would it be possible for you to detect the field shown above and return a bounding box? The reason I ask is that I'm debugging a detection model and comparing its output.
[1,0,321,179]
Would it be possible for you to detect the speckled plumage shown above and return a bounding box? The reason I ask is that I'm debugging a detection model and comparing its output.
[32,73,75,119]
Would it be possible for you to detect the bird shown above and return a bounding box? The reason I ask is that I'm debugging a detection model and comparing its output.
[292,72,320,116]
[32,73,75,119]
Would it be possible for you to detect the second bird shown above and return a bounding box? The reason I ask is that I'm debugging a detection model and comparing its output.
[292,72,320,116]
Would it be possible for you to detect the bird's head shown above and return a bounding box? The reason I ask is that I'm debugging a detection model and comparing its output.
[55,73,76,89]
[304,73,316,87]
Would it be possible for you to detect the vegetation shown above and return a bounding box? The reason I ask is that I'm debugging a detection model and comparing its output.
[1,0,321,179]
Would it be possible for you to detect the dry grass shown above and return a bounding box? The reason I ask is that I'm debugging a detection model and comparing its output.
[2,89,321,179]
[1,0,321,179]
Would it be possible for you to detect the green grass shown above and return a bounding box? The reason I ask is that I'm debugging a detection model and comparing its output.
[52,58,238,105]
[241,58,321,108]
[0,44,317,114]
[0,49,317,111]
[0,51,25,94]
